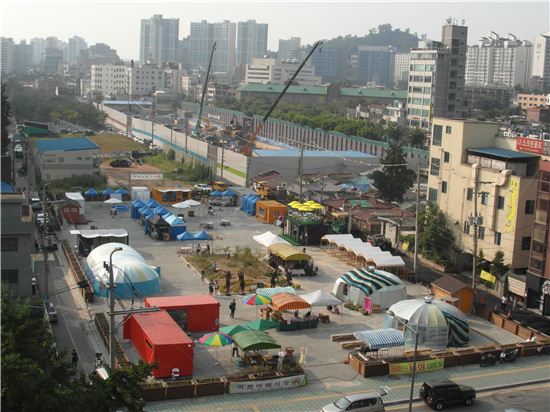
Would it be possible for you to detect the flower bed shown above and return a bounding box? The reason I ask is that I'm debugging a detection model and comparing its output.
[453,348,482,365]
[431,351,458,368]
[142,382,166,401]
[195,377,226,396]
[516,341,541,357]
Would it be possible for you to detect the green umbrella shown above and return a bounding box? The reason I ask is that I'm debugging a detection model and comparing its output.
[244,318,278,331]
[219,324,248,336]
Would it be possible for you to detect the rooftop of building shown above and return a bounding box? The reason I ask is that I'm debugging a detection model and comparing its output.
[252,149,376,158]
[103,100,153,106]
[467,147,540,161]
[34,137,99,152]
[238,84,328,95]
[340,88,407,99]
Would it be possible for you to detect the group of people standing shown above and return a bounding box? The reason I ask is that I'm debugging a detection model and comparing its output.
[208,271,247,296]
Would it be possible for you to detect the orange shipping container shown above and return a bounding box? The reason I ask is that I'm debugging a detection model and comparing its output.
[256,200,288,224]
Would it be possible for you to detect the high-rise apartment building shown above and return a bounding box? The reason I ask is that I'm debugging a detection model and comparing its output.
[68,35,88,66]
[466,32,532,88]
[407,22,468,128]
[357,45,395,87]
[1,38,14,75]
[140,14,179,65]
[236,20,268,67]
[278,37,301,61]
[189,20,236,76]
[532,33,550,92]
[31,38,46,65]
[393,52,411,86]
[311,46,346,82]
[176,36,190,65]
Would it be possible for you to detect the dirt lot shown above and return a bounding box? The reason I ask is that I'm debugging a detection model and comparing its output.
[100,162,165,187]
[90,133,148,153]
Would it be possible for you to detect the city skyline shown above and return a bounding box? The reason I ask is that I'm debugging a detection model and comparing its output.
[1,1,548,60]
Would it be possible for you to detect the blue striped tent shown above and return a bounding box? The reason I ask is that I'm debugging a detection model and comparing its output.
[353,328,405,350]
[332,267,406,310]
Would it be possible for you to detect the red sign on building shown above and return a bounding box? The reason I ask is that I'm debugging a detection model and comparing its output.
[516,137,544,154]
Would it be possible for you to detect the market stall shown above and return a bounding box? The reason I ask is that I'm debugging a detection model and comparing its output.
[146,215,171,240]
[385,297,470,347]
[269,294,316,331]
[253,231,290,248]
[163,214,187,240]
[267,243,314,276]
[232,329,281,367]
[102,187,114,200]
[83,188,99,201]
[151,188,192,204]
[256,200,288,224]
[70,228,129,257]
[333,267,406,310]
[131,199,146,219]
[241,194,260,216]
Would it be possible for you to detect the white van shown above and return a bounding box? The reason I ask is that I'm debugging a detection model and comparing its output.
[322,388,389,412]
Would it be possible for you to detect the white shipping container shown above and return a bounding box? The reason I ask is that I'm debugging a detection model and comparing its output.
[131,187,150,201]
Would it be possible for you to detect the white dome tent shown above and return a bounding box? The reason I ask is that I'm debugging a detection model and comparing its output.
[332,267,406,310]
[85,242,161,299]
[385,297,469,347]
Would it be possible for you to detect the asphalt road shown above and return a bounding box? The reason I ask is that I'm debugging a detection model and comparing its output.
[387,383,550,412]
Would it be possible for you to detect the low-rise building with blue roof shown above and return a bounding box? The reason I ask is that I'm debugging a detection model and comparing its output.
[33,137,101,180]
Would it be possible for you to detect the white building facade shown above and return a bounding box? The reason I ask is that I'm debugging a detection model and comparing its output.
[140,14,179,65]
[532,33,550,92]
[91,64,127,97]
[278,37,301,61]
[393,52,410,85]
[245,58,321,86]
[236,20,268,67]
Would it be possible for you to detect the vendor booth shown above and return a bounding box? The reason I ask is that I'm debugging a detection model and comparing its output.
[102,187,114,199]
[267,243,314,276]
[283,213,329,246]
[144,295,219,332]
[301,289,342,308]
[146,215,171,240]
[332,267,406,310]
[232,329,280,352]
[269,294,317,331]
[256,200,288,224]
[431,275,473,314]
[123,311,193,378]
[163,214,187,240]
[385,297,469,347]
[85,243,160,299]
[241,194,260,216]
[353,328,405,354]
[131,199,146,219]
[146,199,160,208]
[253,231,290,248]
[131,186,150,201]
[70,228,129,256]
[152,188,192,204]
[83,188,99,201]
[115,188,130,201]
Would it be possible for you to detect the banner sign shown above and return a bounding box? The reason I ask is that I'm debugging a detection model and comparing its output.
[389,358,444,375]
[130,173,163,181]
[480,270,496,284]
[228,374,306,393]
[516,137,544,154]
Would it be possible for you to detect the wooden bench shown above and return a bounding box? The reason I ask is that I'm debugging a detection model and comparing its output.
[340,340,365,350]
[331,333,355,342]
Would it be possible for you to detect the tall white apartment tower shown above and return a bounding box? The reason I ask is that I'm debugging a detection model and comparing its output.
[68,36,88,66]
[190,20,236,76]
[236,20,268,67]
[278,37,301,61]
[532,32,550,92]
[393,52,411,85]
[441,22,468,119]
[140,15,179,65]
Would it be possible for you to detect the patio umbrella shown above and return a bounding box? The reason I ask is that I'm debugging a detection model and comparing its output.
[242,293,271,305]
[219,324,248,336]
[199,331,234,364]
[104,198,122,204]
[243,318,278,331]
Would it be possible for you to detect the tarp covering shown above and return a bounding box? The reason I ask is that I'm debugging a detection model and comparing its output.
[85,242,160,299]
[70,229,128,238]
[301,289,342,307]
[241,194,260,215]
[333,267,406,310]
[194,230,212,240]
[115,188,129,195]
[0,181,15,193]
[222,189,237,197]
[177,231,196,241]
[256,286,297,297]
[163,214,186,239]
[219,324,248,336]
[232,329,280,351]
[173,199,201,208]
[353,328,405,350]
[154,205,169,216]
[243,318,278,331]
[267,243,311,261]
[146,199,160,208]
[102,187,114,196]
[271,293,311,311]
[253,231,290,248]
[209,190,223,197]
[386,297,469,347]
[321,234,354,244]
[84,188,98,196]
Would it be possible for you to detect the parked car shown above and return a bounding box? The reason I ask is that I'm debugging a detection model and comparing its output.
[212,181,228,191]
[46,302,58,323]
[321,388,388,412]
[420,380,476,410]
[109,159,132,168]
[194,183,212,193]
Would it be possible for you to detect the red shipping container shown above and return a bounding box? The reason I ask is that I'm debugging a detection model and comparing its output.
[123,311,194,378]
[144,295,220,332]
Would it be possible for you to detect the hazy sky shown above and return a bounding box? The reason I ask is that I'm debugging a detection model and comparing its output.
[2,1,549,59]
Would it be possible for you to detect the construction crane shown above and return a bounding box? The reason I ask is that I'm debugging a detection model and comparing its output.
[192,41,217,138]
[242,40,323,156]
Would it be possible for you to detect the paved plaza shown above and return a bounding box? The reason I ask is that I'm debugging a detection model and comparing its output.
[52,201,550,410]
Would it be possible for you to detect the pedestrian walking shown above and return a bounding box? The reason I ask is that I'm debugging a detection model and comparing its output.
[231,342,240,358]
[213,279,219,295]
[512,296,518,311]
[270,273,277,288]
[71,349,78,368]
[208,280,214,295]
[225,271,231,295]
[238,272,245,295]
[229,299,236,319]
[501,295,508,312]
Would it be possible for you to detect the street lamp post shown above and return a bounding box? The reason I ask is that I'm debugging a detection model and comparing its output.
[107,247,123,369]
[387,310,419,412]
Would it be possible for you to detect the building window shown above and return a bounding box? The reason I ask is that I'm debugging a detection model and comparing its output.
[1,237,18,252]
[494,231,501,245]
[497,196,505,210]
[442,181,447,193]
[430,158,440,176]
[432,125,442,146]
[428,188,438,203]
[522,236,531,251]
[478,226,485,240]
[467,188,473,201]
[480,192,489,205]
[463,221,470,234]
[525,200,535,214]
[443,151,450,163]
[1,269,18,284]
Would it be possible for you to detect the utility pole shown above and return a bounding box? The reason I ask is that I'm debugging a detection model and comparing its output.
[471,166,480,297]
[42,184,49,302]
[184,119,189,157]
[413,158,421,281]
[298,139,305,201]
[220,140,225,180]
[151,92,156,146]
[108,247,123,369]
[347,202,353,234]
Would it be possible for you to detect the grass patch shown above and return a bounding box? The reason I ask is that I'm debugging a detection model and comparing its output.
[89,133,148,153]
[143,153,213,182]
[50,174,108,192]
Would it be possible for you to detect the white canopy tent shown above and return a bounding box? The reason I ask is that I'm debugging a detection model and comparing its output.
[253,231,290,248]
[172,199,201,208]
[301,289,342,307]
[65,192,85,214]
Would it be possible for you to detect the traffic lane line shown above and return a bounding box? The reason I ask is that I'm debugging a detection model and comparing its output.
[180,362,550,412]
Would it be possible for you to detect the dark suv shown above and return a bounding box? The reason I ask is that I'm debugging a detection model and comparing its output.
[420,380,476,410]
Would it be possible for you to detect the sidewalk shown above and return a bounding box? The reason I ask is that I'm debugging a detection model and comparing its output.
[146,356,550,412]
